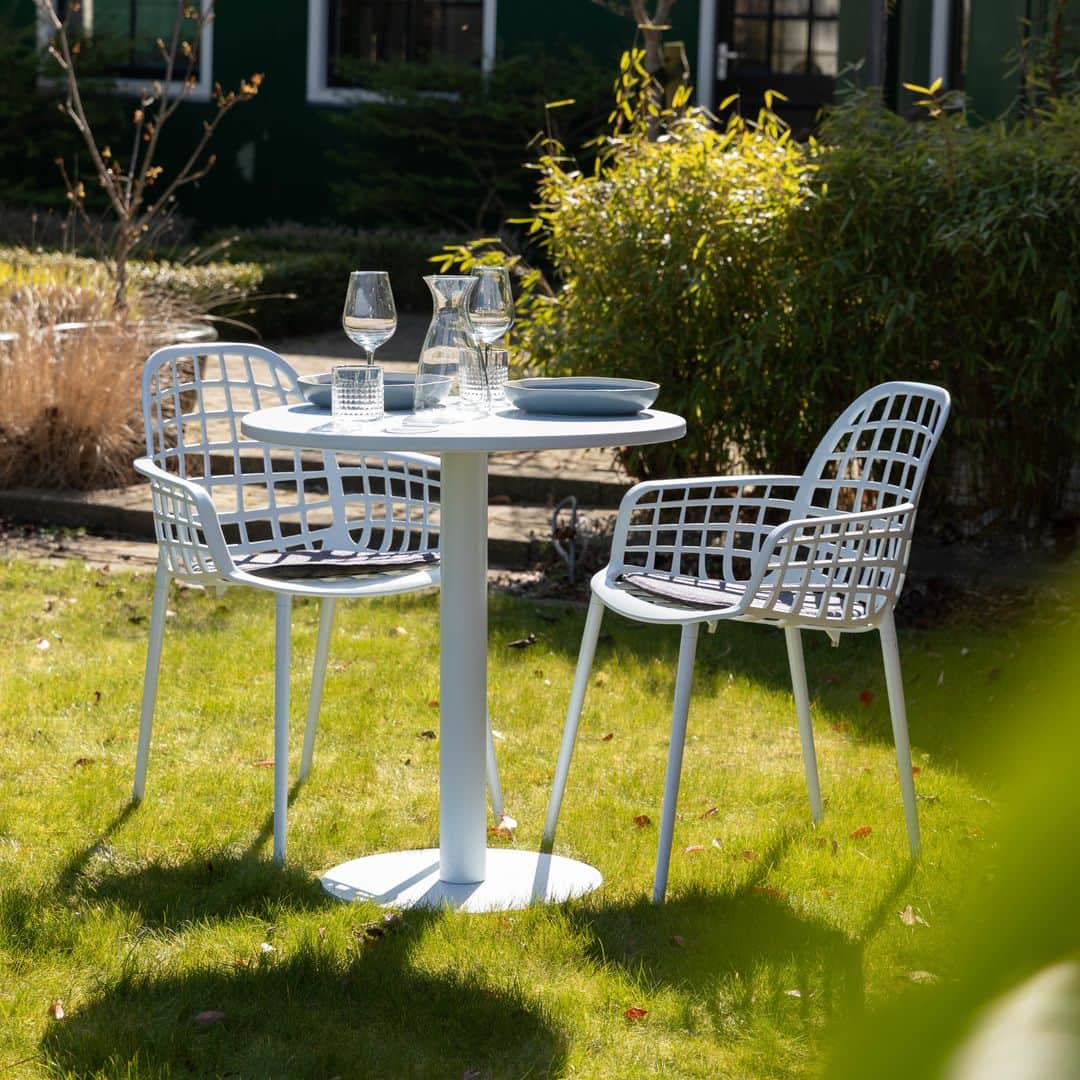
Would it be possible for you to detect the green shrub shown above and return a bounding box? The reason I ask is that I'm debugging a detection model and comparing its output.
[454,63,1079,529]
[328,49,614,233]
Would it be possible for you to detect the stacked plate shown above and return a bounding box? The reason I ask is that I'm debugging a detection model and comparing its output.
[298,372,419,411]
[503,377,659,417]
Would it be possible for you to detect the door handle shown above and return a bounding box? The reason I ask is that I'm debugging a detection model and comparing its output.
[716,41,740,81]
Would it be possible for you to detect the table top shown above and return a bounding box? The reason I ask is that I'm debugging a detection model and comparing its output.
[241,403,686,454]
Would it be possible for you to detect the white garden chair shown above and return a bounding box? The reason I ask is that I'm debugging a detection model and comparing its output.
[132,343,503,863]
[543,381,951,902]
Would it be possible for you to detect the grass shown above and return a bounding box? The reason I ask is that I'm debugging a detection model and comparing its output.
[0,556,1048,1078]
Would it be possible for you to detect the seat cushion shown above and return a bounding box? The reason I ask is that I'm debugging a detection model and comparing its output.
[620,570,866,621]
[236,548,439,579]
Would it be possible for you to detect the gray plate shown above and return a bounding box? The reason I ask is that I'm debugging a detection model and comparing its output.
[298,372,418,412]
[504,377,659,417]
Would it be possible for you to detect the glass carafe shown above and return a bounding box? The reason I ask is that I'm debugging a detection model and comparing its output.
[415,275,483,423]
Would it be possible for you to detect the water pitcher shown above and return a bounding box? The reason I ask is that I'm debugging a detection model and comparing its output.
[415,275,483,416]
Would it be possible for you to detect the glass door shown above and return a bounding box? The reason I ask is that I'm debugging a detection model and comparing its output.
[716,0,839,134]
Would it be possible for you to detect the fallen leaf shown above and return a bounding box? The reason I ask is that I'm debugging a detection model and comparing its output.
[194,1010,226,1026]
[670,934,686,948]
[753,886,786,900]
[427,699,439,708]
[392,626,408,637]
[633,814,651,828]
[711,838,722,850]
[784,989,802,998]
[858,689,874,707]
[701,806,719,819]
[47,999,65,1020]
[683,844,706,855]
[850,825,873,839]
[831,721,849,733]
[908,970,939,983]
[507,633,537,649]
[35,637,50,652]
[937,670,945,687]
[600,732,614,742]
[594,671,610,686]
[72,757,93,768]
[899,905,929,927]
[419,730,436,740]
[253,759,274,768]
[317,926,327,940]
[739,850,757,861]
[624,1006,648,1021]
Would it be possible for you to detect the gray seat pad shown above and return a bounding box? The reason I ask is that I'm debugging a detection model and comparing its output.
[620,570,866,620]
[236,548,439,579]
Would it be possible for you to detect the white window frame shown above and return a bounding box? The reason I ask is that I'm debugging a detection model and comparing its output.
[307,0,496,106]
[37,0,214,103]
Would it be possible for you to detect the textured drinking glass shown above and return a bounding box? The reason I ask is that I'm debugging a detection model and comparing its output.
[332,364,384,426]
[342,271,397,364]
[460,347,509,408]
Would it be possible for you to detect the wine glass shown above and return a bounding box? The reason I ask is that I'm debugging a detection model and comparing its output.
[469,265,514,347]
[469,266,514,406]
[342,271,397,364]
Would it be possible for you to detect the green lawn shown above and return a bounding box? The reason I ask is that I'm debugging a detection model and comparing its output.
[0,557,1046,1077]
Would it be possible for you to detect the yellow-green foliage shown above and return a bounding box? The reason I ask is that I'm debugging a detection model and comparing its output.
[444,54,1080,528]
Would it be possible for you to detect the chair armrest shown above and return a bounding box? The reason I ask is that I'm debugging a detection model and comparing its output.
[133,456,235,578]
[740,502,918,625]
[608,474,804,580]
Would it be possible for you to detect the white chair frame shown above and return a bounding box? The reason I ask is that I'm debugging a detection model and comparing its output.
[543,381,951,902]
[133,343,503,863]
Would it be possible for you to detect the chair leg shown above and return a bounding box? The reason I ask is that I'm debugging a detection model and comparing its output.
[133,562,171,803]
[299,597,336,783]
[273,594,292,865]
[784,626,823,824]
[542,595,605,849]
[879,609,921,858]
[653,622,700,904]
[485,712,504,820]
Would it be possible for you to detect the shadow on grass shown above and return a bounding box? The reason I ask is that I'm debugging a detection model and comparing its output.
[40,909,569,1079]
[567,829,915,1032]
[34,804,568,1078]
[490,596,1001,771]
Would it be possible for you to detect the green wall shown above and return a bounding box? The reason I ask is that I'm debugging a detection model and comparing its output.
[9,0,1066,231]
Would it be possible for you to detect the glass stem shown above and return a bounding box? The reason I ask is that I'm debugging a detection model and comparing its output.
[365,347,374,366]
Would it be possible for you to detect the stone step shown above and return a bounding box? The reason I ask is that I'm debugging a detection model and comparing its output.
[0,485,616,570]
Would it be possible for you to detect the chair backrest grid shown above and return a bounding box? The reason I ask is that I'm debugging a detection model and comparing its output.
[798,382,950,519]
[141,344,440,574]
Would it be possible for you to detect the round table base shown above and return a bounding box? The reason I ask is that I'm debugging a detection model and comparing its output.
[320,848,603,912]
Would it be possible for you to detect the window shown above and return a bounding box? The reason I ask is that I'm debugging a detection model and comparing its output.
[308,0,495,104]
[45,0,213,100]
[733,0,839,78]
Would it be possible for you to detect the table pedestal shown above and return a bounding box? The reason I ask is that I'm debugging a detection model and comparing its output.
[321,450,602,911]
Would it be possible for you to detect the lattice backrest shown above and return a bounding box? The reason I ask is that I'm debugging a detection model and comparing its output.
[796,382,951,519]
[141,343,439,562]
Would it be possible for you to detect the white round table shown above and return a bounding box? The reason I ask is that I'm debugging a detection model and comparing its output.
[241,403,686,911]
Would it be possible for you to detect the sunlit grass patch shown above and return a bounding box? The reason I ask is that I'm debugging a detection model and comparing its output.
[0,557,1022,1077]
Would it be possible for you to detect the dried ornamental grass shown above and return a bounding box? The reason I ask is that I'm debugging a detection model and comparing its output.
[0,281,162,490]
